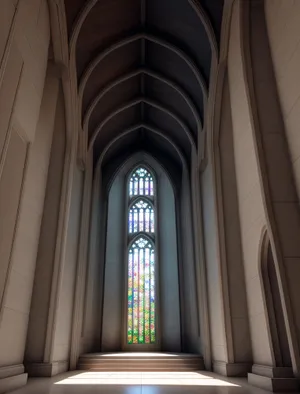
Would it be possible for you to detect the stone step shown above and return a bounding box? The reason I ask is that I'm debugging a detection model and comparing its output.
[78,353,204,372]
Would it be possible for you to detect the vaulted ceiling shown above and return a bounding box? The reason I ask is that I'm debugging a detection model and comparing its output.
[64,0,224,173]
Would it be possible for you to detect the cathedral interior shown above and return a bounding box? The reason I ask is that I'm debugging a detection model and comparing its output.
[1,0,300,393]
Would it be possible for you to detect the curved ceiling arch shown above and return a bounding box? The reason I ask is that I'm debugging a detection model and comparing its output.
[188,0,218,56]
[69,0,218,62]
[83,68,202,132]
[63,0,224,165]
[104,149,182,197]
[97,122,187,171]
[89,98,196,151]
[79,33,208,102]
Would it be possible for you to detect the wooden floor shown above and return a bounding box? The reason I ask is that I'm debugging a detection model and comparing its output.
[78,352,205,372]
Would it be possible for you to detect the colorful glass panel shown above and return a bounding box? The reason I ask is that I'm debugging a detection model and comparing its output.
[127,237,155,344]
[129,200,154,234]
[127,167,156,346]
[129,167,154,196]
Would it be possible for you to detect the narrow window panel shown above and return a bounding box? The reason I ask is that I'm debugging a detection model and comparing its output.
[129,180,133,196]
[145,209,150,232]
[133,248,139,343]
[129,168,154,197]
[150,180,154,196]
[150,250,155,343]
[139,208,144,232]
[139,248,144,343]
[128,251,133,343]
[129,211,133,233]
[127,167,156,346]
[145,178,149,195]
[134,178,138,195]
[144,248,150,343]
[150,211,155,233]
[127,238,155,345]
[133,210,138,232]
[129,200,153,234]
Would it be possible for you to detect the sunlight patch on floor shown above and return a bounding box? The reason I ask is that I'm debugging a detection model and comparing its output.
[55,372,240,386]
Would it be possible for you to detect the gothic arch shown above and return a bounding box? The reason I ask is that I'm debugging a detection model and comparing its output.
[259,229,292,368]
[83,68,202,132]
[101,151,181,352]
[96,123,187,173]
[69,0,218,71]
[89,98,196,151]
[79,33,208,100]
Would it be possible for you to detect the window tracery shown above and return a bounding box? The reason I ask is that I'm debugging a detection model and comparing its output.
[127,167,156,345]
[128,200,155,234]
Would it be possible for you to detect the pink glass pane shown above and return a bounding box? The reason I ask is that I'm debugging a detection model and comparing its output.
[139,208,144,232]
[133,248,139,343]
[151,211,155,233]
[133,210,138,232]
[129,211,133,233]
[128,252,133,343]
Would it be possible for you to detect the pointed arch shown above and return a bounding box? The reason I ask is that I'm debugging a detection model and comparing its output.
[127,235,156,344]
[79,33,208,101]
[97,123,188,176]
[128,200,155,235]
[82,68,202,132]
[128,166,155,197]
[126,164,157,346]
[259,228,292,368]
[89,98,196,150]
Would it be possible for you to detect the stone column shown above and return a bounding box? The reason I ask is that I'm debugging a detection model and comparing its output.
[242,0,300,391]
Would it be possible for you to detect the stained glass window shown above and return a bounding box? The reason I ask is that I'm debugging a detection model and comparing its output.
[127,238,155,344]
[127,166,156,345]
[129,167,154,196]
[128,200,155,234]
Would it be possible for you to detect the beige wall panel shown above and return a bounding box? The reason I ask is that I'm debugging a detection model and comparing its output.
[201,164,226,362]
[25,85,66,363]
[15,0,50,100]
[265,0,300,198]
[0,0,17,67]
[80,164,100,355]
[285,257,300,344]
[101,173,124,352]
[12,0,50,143]
[0,128,27,309]
[13,67,44,143]
[7,74,58,298]
[0,0,52,373]
[219,72,251,364]
[81,173,105,355]
[0,43,23,157]
[0,74,58,370]
[53,166,83,362]
[0,307,29,366]
[228,0,272,366]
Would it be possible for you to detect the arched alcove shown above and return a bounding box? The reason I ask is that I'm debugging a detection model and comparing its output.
[100,153,181,352]
[260,230,292,368]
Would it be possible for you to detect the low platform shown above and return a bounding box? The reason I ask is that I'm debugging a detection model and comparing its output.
[78,352,205,372]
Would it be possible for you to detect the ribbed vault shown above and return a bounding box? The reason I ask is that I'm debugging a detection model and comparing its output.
[64,0,224,168]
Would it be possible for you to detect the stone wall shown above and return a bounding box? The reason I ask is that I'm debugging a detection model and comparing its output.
[265,0,300,198]
[0,1,52,391]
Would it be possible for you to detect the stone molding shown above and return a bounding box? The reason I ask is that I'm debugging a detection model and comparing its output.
[240,0,300,377]
[252,364,294,378]
[0,364,27,394]
[25,361,68,377]
[43,0,79,366]
[213,361,252,377]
